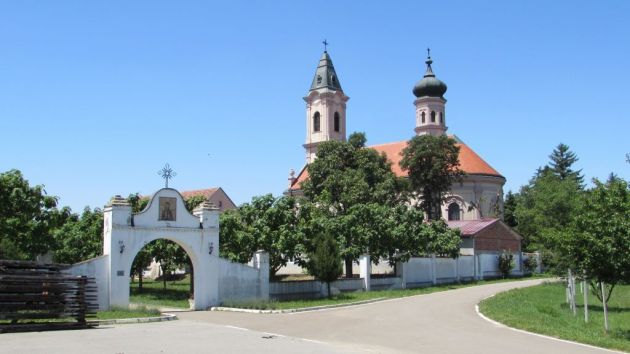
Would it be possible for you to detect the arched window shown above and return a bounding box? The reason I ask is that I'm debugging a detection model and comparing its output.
[448,203,461,221]
[334,112,340,132]
[439,112,443,124]
[431,111,436,123]
[421,111,426,123]
[313,112,320,132]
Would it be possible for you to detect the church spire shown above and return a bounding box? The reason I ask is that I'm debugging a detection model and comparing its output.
[303,44,349,163]
[310,47,343,92]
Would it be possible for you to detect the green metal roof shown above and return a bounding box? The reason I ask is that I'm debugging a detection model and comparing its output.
[309,51,343,92]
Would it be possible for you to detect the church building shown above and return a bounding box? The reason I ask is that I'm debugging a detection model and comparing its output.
[287,49,521,254]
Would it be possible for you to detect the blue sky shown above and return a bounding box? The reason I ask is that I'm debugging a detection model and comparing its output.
[1,1,628,212]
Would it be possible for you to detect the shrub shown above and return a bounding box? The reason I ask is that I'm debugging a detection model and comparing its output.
[523,256,538,274]
[498,250,514,278]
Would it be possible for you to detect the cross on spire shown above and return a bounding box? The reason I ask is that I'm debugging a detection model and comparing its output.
[158,163,177,188]
[427,47,431,59]
[323,39,328,52]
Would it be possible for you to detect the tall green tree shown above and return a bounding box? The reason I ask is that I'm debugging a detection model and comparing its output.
[301,132,404,276]
[549,143,581,179]
[400,135,465,220]
[503,191,518,228]
[549,143,584,185]
[0,169,68,260]
[219,194,302,276]
[53,207,104,264]
[515,168,582,251]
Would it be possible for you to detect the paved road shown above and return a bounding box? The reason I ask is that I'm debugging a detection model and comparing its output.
[179,279,618,354]
[1,279,620,353]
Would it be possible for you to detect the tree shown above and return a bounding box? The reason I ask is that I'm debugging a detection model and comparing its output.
[302,132,405,276]
[307,229,342,298]
[514,167,582,252]
[549,143,584,185]
[0,169,67,260]
[131,247,153,292]
[53,207,103,264]
[553,177,630,331]
[559,177,630,302]
[219,194,302,277]
[400,135,465,220]
[503,191,518,228]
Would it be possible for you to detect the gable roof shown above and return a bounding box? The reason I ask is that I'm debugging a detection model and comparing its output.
[289,138,503,190]
[446,218,500,237]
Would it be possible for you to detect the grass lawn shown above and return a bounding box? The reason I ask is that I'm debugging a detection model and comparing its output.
[479,282,630,352]
[96,306,161,320]
[129,276,192,309]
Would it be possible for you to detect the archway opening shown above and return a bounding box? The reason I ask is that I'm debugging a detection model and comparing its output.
[129,239,194,309]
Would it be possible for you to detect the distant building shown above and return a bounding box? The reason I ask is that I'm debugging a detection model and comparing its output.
[180,188,236,213]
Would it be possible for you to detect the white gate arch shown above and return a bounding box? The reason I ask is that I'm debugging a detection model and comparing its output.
[103,188,219,310]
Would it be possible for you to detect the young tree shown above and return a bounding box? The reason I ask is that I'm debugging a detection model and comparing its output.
[308,230,342,298]
[302,132,404,276]
[400,135,465,220]
[131,248,153,292]
[0,169,67,260]
[554,177,630,331]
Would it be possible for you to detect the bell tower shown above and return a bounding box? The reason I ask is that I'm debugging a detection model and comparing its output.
[413,49,448,136]
[303,45,349,163]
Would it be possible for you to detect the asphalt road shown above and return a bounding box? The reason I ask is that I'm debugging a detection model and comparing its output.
[1,279,620,354]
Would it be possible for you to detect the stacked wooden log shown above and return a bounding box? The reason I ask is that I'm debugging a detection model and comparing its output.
[0,260,98,333]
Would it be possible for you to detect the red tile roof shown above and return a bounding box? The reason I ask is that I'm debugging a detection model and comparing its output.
[290,138,503,190]
[446,218,499,237]
[180,188,219,200]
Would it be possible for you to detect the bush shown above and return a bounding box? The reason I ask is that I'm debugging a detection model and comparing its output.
[523,256,538,274]
[498,251,514,278]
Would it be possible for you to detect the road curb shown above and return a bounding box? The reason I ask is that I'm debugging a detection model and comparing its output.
[210,297,387,314]
[95,313,178,325]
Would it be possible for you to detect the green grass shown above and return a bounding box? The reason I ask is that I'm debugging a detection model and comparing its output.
[96,306,161,320]
[129,276,192,309]
[479,282,630,352]
[225,275,549,310]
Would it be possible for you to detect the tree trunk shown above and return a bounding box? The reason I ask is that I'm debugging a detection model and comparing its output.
[327,281,331,298]
[601,281,609,332]
[138,265,144,293]
[345,258,353,278]
[583,279,588,323]
[161,265,167,290]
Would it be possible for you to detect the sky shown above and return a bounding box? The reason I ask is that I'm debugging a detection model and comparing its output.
[1,1,628,212]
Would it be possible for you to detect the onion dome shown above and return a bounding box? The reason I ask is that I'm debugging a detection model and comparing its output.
[413,50,447,98]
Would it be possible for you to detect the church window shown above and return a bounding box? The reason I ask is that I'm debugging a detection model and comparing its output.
[334,112,340,132]
[439,112,443,124]
[448,203,461,221]
[313,112,321,132]
[421,112,426,123]
[317,75,322,84]
[431,111,436,123]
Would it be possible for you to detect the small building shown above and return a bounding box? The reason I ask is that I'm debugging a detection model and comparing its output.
[446,218,521,255]
[180,187,236,213]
